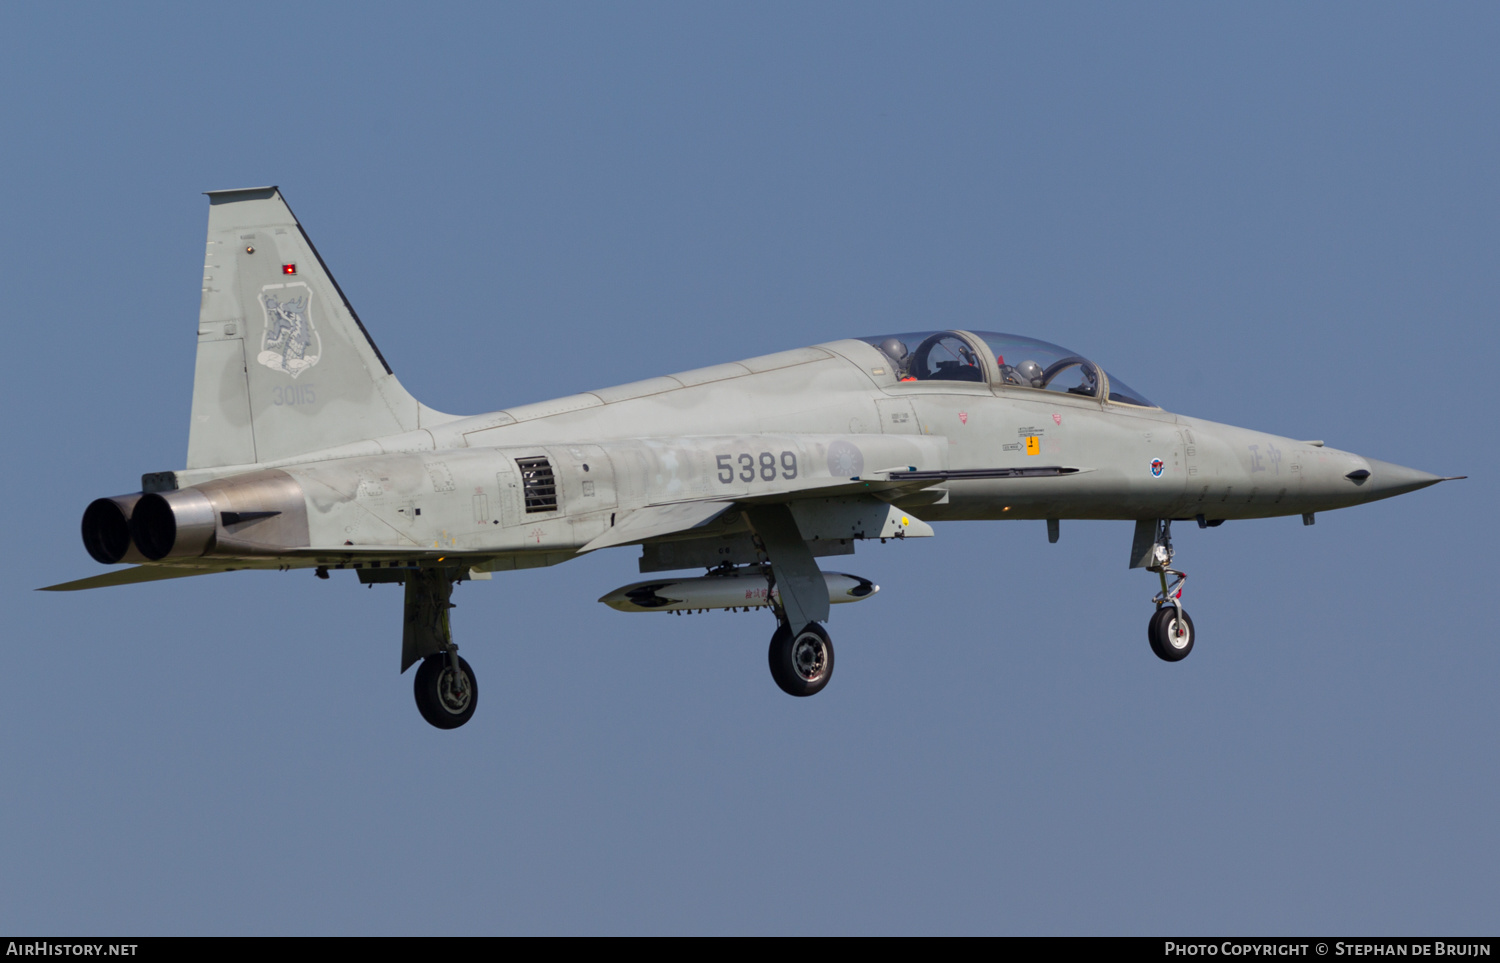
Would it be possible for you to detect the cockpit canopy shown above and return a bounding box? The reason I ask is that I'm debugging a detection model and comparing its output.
[858,330,1155,407]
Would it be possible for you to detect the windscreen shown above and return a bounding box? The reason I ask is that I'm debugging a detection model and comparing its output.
[1102,370,1155,407]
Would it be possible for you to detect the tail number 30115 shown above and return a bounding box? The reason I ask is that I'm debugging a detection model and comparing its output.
[271,384,317,406]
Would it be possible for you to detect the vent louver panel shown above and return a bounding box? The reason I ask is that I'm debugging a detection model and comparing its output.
[516,457,558,513]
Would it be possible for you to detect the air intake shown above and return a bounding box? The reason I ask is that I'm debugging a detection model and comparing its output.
[516,457,558,513]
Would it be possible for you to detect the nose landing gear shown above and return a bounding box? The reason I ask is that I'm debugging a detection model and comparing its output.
[1140,519,1194,662]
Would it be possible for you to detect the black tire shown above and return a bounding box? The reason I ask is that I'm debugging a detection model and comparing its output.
[767,625,792,692]
[768,622,835,697]
[1147,609,1168,660]
[1148,606,1195,662]
[414,653,478,729]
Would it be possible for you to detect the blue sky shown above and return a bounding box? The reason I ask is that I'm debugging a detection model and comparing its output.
[1,3,1494,934]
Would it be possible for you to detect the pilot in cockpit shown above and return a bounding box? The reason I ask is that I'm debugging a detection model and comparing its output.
[996,356,1044,388]
[878,338,912,380]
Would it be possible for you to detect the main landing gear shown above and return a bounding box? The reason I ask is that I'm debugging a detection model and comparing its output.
[1142,519,1195,662]
[745,504,838,699]
[402,568,479,729]
[768,621,835,697]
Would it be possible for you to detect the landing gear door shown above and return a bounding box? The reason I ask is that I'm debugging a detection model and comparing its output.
[876,398,921,435]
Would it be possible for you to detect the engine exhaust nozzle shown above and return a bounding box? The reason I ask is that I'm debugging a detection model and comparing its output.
[130,489,217,561]
[81,494,146,565]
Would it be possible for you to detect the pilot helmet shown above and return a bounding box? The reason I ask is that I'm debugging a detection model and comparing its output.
[1016,359,1044,387]
[879,338,909,362]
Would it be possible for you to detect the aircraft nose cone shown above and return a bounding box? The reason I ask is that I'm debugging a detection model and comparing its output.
[1354,457,1447,498]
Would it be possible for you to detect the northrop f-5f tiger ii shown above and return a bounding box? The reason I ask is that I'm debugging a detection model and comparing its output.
[52,188,1462,728]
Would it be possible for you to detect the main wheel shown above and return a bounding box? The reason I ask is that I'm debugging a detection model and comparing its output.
[1148,606,1195,662]
[768,622,835,697]
[414,653,478,729]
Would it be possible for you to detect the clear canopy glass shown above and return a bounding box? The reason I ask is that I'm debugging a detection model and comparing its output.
[1097,368,1154,408]
[858,329,1156,407]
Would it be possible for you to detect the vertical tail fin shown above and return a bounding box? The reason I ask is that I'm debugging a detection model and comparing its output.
[189,186,451,469]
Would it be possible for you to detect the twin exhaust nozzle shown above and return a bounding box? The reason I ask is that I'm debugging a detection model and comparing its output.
[81,490,219,564]
[81,471,307,565]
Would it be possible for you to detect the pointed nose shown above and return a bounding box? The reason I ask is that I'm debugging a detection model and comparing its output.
[1350,457,1448,500]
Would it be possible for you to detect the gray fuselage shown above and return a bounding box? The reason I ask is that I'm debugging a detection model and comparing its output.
[151,335,1437,572]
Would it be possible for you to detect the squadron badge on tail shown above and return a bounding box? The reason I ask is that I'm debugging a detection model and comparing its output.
[258,282,322,378]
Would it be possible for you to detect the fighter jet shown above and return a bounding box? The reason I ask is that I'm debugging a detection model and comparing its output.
[49,187,1462,728]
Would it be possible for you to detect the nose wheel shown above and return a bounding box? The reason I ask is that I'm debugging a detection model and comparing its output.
[1143,519,1196,663]
[768,622,834,696]
[1148,605,1194,661]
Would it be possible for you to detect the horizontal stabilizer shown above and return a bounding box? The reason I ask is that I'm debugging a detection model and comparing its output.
[580,500,734,553]
[39,566,235,592]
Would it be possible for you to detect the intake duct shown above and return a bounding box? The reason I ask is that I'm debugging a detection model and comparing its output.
[130,489,218,561]
[81,494,146,564]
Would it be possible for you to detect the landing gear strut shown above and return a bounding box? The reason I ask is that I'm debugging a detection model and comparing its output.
[1143,519,1195,662]
[746,503,837,698]
[402,568,479,728]
[768,621,835,697]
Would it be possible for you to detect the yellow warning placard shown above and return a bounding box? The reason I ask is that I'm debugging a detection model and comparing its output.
[1025,436,1040,456]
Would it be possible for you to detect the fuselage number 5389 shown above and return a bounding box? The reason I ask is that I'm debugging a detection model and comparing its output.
[717,451,797,484]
